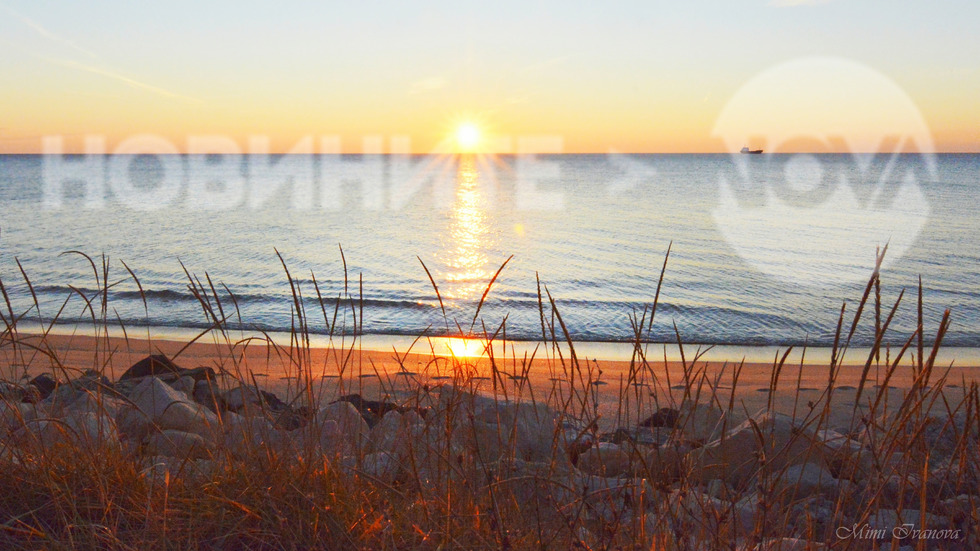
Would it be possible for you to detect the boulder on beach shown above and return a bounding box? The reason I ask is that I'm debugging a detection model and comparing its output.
[171,375,196,398]
[1,401,41,432]
[316,401,370,454]
[771,462,844,501]
[13,410,118,450]
[221,412,286,457]
[28,374,60,400]
[193,379,221,412]
[435,385,571,465]
[640,443,689,483]
[601,425,672,447]
[1,382,41,403]
[369,409,404,455]
[345,451,401,483]
[576,443,633,477]
[120,355,215,382]
[668,489,757,536]
[145,429,213,460]
[676,400,727,443]
[639,407,680,429]
[691,409,821,487]
[333,394,427,427]
[222,385,289,414]
[116,376,220,440]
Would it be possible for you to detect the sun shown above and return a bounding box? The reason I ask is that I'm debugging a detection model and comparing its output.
[455,122,481,153]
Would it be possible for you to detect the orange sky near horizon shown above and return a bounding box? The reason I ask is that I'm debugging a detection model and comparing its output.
[0,2,977,155]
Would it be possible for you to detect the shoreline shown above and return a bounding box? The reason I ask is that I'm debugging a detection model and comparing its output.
[5,331,978,429]
[11,321,980,366]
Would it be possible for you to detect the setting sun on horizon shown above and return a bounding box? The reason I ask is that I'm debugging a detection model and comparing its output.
[455,123,481,153]
[0,2,976,154]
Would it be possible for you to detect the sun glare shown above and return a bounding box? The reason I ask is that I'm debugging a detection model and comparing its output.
[456,123,481,152]
[444,337,484,358]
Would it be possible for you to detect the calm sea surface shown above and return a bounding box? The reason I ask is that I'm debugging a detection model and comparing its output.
[0,153,977,348]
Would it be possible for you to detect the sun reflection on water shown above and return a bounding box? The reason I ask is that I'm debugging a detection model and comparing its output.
[443,155,493,300]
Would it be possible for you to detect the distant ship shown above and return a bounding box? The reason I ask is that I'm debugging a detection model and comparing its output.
[740,146,763,154]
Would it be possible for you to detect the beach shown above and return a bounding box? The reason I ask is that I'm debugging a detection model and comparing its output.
[2,326,978,549]
[6,331,978,430]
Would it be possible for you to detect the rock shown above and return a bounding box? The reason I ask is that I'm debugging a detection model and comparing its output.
[45,383,83,406]
[350,451,401,483]
[691,409,820,487]
[736,493,761,533]
[120,355,215,382]
[676,400,726,443]
[79,369,112,388]
[576,443,633,477]
[437,386,567,464]
[14,411,118,449]
[272,406,312,431]
[813,428,868,479]
[640,444,688,484]
[316,401,370,453]
[120,355,182,379]
[116,377,220,440]
[772,462,843,500]
[706,478,731,500]
[333,394,427,427]
[369,410,404,455]
[193,379,221,412]
[600,426,671,447]
[28,374,59,399]
[668,489,756,535]
[865,508,945,534]
[937,494,978,524]
[44,372,114,406]
[59,390,126,429]
[171,376,196,397]
[1,382,40,403]
[222,387,258,412]
[640,407,680,428]
[66,410,119,447]
[222,413,282,457]
[222,386,289,414]
[0,401,40,432]
[145,430,212,459]
[573,473,652,523]
[402,408,425,427]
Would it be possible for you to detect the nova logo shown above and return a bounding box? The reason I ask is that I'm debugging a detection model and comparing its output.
[712,57,935,287]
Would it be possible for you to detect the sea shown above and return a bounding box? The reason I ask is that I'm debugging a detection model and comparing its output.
[0,153,978,360]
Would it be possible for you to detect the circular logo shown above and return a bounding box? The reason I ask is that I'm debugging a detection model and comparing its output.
[712,57,935,287]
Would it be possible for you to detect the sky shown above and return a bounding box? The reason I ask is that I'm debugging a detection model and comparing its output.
[0,0,977,153]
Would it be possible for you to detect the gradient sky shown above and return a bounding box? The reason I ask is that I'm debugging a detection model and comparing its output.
[0,0,976,153]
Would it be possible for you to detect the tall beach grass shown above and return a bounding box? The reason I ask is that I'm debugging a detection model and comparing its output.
[0,247,977,550]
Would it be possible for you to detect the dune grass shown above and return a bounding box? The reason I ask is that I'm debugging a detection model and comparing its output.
[0,247,977,550]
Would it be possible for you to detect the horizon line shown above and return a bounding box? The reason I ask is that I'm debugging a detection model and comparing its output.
[1,151,977,156]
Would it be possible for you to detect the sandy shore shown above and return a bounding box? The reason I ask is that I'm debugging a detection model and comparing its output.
[3,331,978,429]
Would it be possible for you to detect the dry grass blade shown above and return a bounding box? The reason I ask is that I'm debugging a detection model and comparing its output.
[470,254,513,333]
[418,256,449,332]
